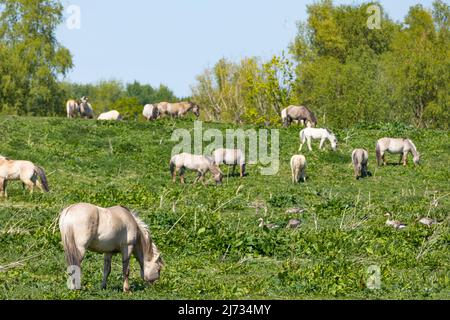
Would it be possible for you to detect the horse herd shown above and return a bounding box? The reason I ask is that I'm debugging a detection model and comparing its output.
[1,103,422,292]
[66,96,200,121]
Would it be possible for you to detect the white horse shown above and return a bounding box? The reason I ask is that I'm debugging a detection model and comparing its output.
[170,153,223,185]
[143,104,159,121]
[299,128,337,151]
[97,110,122,121]
[290,155,307,183]
[59,203,163,292]
[376,138,420,166]
[212,148,246,178]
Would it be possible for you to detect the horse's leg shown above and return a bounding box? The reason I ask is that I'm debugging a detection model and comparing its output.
[180,167,186,184]
[0,178,4,197]
[382,152,387,166]
[307,137,313,151]
[121,245,133,293]
[172,167,178,183]
[193,172,201,184]
[403,152,408,166]
[101,253,112,290]
[22,179,35,194]
[232,164,236,176]
[240,164,245,178]
[319,138,325,150]
[398,154,403,165]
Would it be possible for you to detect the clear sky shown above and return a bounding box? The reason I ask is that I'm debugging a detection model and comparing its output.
[56,0,436,97]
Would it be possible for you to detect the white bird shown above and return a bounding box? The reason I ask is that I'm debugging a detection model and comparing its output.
[258,218,279,229]
[286,219,301,229]
[418,217,437,227]
[385,213,407,229]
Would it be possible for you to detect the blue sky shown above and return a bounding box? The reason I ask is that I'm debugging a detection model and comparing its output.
[56,0,436,97]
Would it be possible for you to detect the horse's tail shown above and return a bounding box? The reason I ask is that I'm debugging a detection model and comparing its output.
[281,108,287,120]
[59,210,82,267]
[376,141,382,166]
[169,159,176,176]
[300,129,306,142]
[35,166,49,192]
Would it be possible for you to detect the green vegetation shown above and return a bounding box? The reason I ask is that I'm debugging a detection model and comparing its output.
[192,0,450,128]
[0,116,448,299]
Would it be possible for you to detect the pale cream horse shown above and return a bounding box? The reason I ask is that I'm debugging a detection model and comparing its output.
[352,148,369,179]
[170,153,223,185]
[97,110,122,121]
[0,156,49,197]
[59,203,163,292]
[376,138,420,166]
[66,99,79,118]
[212,148,246,178]
[290,155,307,183]
[142,104,159,121]
[157,102,200,118]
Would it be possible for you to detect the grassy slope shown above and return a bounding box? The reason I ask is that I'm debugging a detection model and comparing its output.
[0,116,449,299]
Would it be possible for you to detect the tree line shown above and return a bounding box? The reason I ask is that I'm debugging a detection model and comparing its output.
[1,0,448,128]
[191,0,449,128]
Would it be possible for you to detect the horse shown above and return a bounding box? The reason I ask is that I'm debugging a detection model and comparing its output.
[59,203,163,292]
[157,102,200,118]
[281,105,317,127]
[66,99,80,118]
[290,155,307,183]
[142,104,159,121]
[169,153,223,185]
[212,148,246,178]
[376,138,420,166]
[79,96,95,119]
[97,110,122,121]
[351,148,369,179]
[299,128,337,151]
[0,156,49,197]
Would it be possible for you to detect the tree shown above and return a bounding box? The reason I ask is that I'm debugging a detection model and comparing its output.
[0,0,73,115]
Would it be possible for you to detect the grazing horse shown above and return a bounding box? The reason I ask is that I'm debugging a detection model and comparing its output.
[170,153,223,185]
[157,102,200,118]
[352,149,369,179]
[0,156,49,197]
[97,110,122,121]
[212,148,246,178]
[79,96,95,119]
[376,138,420,166]
[142,104,159,121]
[299,128,338,151]
[281,105,317,127]
[59,203,163,292]
[66,99,79,118]
[290,155,307,183]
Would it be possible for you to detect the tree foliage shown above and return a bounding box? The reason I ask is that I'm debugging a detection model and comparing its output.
[192,0,449,128]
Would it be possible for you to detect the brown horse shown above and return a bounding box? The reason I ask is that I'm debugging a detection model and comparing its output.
[281,105,317,127]
[157,102,200,118]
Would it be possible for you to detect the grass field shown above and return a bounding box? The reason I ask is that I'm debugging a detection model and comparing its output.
[0,116,449,299]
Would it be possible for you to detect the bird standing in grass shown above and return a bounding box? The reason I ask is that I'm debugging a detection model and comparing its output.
[258,218,279,229]
[286,219,301,229]
[385,213,407,229]
[417,217,437,227]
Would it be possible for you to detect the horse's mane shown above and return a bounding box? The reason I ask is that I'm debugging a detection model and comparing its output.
[124,207,158,258]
